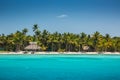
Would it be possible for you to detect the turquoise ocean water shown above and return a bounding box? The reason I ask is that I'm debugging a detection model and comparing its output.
[0,54,120,80]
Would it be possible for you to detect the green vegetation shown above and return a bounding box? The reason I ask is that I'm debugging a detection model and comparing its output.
[0,24,120,52]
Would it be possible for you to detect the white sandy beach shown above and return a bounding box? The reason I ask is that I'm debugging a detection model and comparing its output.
[0,51,120,54]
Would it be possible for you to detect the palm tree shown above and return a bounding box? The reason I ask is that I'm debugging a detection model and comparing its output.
[104,34,112,52]
[57,33,63,52]
[33,24,41,41]
[21,28,28,49]
[13,31,23,51]
[22,28,28,35]
[86,35,93,52]
[33,24,39,32]
[92,31,101,52]
[112,37,120,52]
[40,29,49,51]
[80,32,87,51]
[62,33,71,52]
[42,30,49,46]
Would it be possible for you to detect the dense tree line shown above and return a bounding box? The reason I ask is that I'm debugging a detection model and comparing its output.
[0,24,120,52]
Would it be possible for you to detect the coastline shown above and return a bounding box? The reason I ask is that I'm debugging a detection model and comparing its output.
[0,51,120,55]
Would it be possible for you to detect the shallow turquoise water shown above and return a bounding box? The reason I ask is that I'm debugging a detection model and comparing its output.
[0,54,120,80]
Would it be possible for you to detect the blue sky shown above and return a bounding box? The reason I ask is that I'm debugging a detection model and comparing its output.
[0,0,120,36]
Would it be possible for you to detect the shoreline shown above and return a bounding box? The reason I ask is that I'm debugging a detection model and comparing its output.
[0,51,120,54]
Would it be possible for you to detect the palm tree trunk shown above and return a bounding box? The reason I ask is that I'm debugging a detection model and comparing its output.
[52,43,53,51]
[66,44,67,52]
[79,45,80,52]
[69,44,70,52]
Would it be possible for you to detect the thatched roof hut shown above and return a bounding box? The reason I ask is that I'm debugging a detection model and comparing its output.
[24,42,40,50]
[83,46,89,51]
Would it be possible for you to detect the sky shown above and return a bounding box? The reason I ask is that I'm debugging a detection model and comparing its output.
[0,0,120,36]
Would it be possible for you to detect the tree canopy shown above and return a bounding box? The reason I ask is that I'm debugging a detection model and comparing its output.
[0,24,120,52]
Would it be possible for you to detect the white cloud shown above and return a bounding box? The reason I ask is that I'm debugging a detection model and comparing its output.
[57,14,68,18]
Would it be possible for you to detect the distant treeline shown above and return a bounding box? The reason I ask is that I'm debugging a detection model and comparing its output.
[0,24,120,52]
